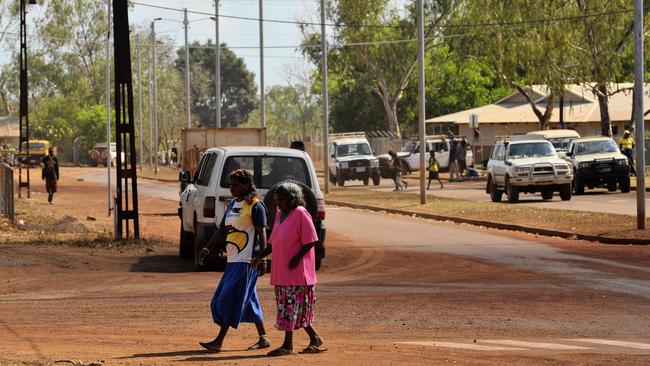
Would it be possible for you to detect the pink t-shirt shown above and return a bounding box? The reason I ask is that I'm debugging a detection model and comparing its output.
[268,206,319,286]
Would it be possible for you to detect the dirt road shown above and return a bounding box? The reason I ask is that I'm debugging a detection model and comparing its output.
[1,167,649,365]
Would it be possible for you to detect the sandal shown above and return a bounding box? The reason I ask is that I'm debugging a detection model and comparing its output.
[267,347,293,357]
[199,341,221,353]
[299,345,328,354]
[247,336,270,350]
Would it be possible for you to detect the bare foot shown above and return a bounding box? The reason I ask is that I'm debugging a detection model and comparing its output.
[199,340,222,353]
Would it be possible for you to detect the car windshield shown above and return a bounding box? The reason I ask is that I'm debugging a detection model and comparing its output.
[27,143,45,150]
[574,140,619,155]
[401,142,416,153]
[220,155,311,189]
[507,142,555,159]
[547,138,574,152]
[337,143,371,157]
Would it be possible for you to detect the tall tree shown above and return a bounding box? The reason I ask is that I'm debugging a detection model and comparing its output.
[175,40,257,128]
[308,0,456,136]
[455,0,578,129]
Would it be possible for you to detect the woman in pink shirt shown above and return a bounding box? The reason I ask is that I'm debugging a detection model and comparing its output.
[252,181,325,356]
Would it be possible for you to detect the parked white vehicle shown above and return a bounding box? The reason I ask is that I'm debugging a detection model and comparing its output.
[561,137,630,194]
[328,133,380,186]
[378,136,474,177]
[526,129,580,153]
[178,146,327,270]
[486,136,573,203]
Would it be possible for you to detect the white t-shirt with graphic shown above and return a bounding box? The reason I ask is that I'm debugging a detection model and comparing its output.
[223,199,266,263]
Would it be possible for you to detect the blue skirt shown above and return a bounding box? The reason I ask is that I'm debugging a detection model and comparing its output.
[210,262,264,329]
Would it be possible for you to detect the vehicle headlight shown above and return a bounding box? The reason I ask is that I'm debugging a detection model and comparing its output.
[579,162,591,169]
[340,162,349,169]
[370,159,379,167]
[617,159,628,166]
[513,166,531,173]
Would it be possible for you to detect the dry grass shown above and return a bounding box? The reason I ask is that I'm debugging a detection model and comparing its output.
[326,187,650,241]
[137,165,179,182]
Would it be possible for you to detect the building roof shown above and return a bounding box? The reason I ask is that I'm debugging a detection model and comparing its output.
[425,83,646,125]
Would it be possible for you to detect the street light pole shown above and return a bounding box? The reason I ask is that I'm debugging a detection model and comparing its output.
[417,0,426,204]
[147,38,153,168]
[184,8,191,129]
[259,0,265,129]
[634,0,646,229]
[105,0,112,215]
[151,18,161,174]
[320,0,329,194]
[136,34,143,170]
[214,0,221,128]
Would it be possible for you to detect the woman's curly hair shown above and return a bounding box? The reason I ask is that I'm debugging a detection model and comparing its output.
[274,181,304,211]
[229,169,258,203]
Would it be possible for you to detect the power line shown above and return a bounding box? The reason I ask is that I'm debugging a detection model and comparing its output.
[129,1,641,30]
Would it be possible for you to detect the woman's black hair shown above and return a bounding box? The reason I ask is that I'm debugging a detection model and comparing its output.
[274,181,304,211]
[229,169,258,203]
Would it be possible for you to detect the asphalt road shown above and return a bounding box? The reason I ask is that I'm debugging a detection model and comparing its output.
[336,175,647,216]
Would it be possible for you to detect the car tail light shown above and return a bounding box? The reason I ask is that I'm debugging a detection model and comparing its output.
[203,196,216,218]
[317,198,326,220]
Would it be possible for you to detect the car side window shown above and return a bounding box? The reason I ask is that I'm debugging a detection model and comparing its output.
[495,145,505,161]
[196,153,218,186]
[193,153,209,182]
[491,145,500,160]
[220,156,255,188]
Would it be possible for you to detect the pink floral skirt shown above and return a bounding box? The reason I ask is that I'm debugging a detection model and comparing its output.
[274,285,315,331]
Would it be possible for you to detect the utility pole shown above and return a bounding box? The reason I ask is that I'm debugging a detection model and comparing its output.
[320,0,329,193]
[105,0,112,216]
[259,0,265,128]
[634,0,646,229]
[417,0,426,204]
[136,34,143,170]
[147,38,153,167]
[151,18,161,174]
[214,0,221,128]
[18,0,36,199]
[184,8,191,129]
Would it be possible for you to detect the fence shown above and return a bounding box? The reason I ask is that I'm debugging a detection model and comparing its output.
[0,163,14,221]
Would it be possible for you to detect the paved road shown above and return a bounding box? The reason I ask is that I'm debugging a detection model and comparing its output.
[336,176,647,216]
[327,206,650,300]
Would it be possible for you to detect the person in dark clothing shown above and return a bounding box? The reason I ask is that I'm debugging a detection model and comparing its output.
[41,147,59,204]
[388,150,407,191]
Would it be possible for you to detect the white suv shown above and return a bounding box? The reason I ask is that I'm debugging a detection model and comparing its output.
[562,137,630,194]
[178,146,326,270]
[486,137,573,203]
[328,134,380,186]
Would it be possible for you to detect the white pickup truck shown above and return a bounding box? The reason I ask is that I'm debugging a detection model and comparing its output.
[486,137,573,203]
[178,146,327,270]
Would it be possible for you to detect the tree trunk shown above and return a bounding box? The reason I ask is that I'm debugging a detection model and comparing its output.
[596,83,612,137]
[381,98,401,137]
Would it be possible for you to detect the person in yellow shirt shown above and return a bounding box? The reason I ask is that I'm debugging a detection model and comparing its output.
[618,130,636,176]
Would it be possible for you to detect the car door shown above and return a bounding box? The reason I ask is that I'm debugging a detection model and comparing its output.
[191,152,220,227]
[182,152,210,231]
[493,144,507,185]
[405,142,421,170]
[328,143,337,175]
[434,141,449,168]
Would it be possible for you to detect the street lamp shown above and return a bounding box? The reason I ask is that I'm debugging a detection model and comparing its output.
[211,10,221,128]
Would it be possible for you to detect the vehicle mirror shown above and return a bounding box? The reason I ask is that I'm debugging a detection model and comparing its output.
[179,170,191,183]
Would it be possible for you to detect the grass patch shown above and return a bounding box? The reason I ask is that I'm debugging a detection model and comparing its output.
[137,165,179,181]
[326,187,650,241]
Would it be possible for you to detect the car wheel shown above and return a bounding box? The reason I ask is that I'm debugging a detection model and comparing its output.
[329,171,336,184]
[488,176,503,203]
[193,221,207,271]
[619,175,631,193]
[607,178,617,192]
[541,190,553,200]
[372,172,381,186]
[363,176,369,185]
[179,219,195,259]
[573,173,584,195]
[560,183,572,201]
[505,177,519,203]
[337,173,345,187]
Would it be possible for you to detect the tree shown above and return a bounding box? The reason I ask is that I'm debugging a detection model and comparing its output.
[305,0,456,136]
[455,0,578,129]
[175,40,257,128]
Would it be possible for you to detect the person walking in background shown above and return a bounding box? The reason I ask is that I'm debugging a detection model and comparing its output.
[41,146,59,204]
[619,130,636,176]
[251,181,326,357]
[448,140,460,181]
[198,169,270,353]
[388,150,407,191]
[427,150,443,190]
[458,141,468,177]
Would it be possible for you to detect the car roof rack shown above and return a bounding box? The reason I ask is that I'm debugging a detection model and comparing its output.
[330,132,367,140]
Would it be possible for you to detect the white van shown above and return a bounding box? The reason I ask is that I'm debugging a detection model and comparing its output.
[526,129,580,153]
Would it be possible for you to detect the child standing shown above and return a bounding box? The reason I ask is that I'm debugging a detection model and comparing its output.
[426,151,443,190]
